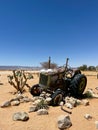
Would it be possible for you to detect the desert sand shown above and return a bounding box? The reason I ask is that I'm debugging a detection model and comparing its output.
[0,71,98,130]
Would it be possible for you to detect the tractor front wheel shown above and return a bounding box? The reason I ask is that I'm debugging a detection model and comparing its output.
[51,89,64,106]
[30,84,41,96]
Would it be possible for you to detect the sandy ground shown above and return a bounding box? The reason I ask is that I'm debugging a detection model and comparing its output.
[0,71,98,130]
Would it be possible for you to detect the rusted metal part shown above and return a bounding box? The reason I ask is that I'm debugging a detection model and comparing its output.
[61,106,72,114]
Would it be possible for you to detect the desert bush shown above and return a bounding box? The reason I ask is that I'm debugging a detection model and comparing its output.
[7,70,33,93]
[40,57,58,69]
[78,65,88,71]
[88,66,96,71]
[36,99,49,110]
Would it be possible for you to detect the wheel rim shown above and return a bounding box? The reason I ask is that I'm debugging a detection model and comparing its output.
[54,94,63,105]
[78,77,86,94]
[33,86,40,94]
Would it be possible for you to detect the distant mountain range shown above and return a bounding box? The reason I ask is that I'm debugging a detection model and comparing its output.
[0,66,41,70]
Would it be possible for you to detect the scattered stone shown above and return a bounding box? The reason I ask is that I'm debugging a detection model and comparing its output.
[59,101,64,106]
[37,109,48,115]
[95,121,98,129]
[95,87,98,90]
[34,99,42,105]
[16,94,24,100]
[0,101,11,108]
[12,112,29,121]
[32,96,40,101]
[11,100,20,106]
[57,115,72,129]
[76,99,82,105]
[28,106,38,113]
[84,89,95,98]
[65,103,73,109]
[22,97,31,103]
[65,97,77,107]
[40,93,46,98]
[45,93,51,97]
[45,97,52,105]
[10,98,19,102]
[19,99,25,103]
[92,93,98,98]
[82,99,89,106]
[28,98,34,102]
[84,114,92,120]
[41,91,46,95]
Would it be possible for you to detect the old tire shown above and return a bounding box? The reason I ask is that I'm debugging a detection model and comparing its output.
[51,89,64,106]
[69,74,87,97]
[30,84,41,96]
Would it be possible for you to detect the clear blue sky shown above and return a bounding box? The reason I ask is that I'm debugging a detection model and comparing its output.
[0,0,98,67]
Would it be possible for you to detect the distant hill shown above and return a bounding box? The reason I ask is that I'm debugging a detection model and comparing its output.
[0,66,41,71]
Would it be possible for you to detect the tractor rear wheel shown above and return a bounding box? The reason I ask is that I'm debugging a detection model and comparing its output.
[69,74,87,97]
